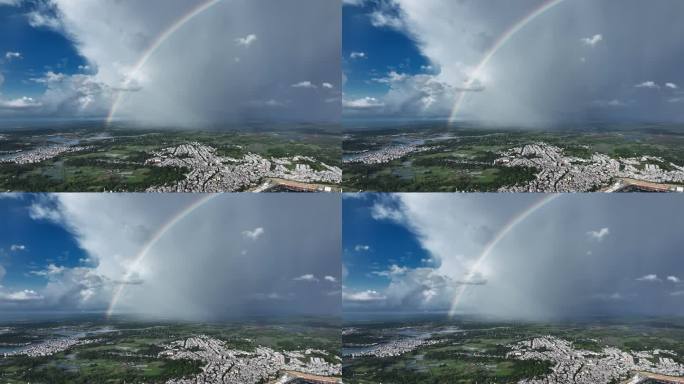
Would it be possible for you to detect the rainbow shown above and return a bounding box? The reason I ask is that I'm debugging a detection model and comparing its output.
[105,0,225,125]
[448,194,561,317]
[448,0,567,123]
[106,193,220,317]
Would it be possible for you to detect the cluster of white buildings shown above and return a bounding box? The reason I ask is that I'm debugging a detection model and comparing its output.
[145,142,341,192]
[0,144,91,165]
[2,336,99,358]
[508,336,684,384]
[495,142,684,192]
[161,335,341,384]
[347,336,439,358]
[344,144,433,165]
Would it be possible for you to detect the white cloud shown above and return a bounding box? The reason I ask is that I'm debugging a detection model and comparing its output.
[0,0,22,6]
[349,51,366,59]
[346,72,462,116]
[344,194,684,318]
[372,264,408,277]
[635,81,660,89]
[372,70,408,84]
[321,82,334,89]
[0,289,43,302]
[234,33,257,47]
[354,244,370,252]
[671,290,684,297]
[293,274,319,282]
[343,289,386,302]
[30,263,66,277]
[343,96,385,109]
[27,7,63,30]
[667,276,681,283]
[587,227,610,241]
[665,82,678,89]
[30,71,67,84]
[580,34,603,47]
[241,227,264,241]
[636,274,661,282]
[324,275,337,283]
[4,194,340,319]
[291,81,317,89]
[10,244,25,251]
[343,0,366,5]
[7,0,340,124]
[370,201,403,222]
[4,51,22,60]
[345,1,684,124]
[370,10,404,29]
[0,96,42,109]
[28,200,63,223]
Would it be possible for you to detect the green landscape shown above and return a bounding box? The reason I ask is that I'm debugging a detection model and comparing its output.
[342,317,684,384]
[342,123,684,192]
[0,317,341,384]
[0,125,341,192]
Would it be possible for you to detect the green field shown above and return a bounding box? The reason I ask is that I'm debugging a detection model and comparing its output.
[342,124,684,192]
[0,126,341,192]
[0,317,341,384]
[342,318,684,384]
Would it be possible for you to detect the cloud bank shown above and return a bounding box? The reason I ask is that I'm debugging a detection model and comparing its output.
[1,194,341,320]
[0,0,340,126]
[344,0,684,125]
[344,194,684,320]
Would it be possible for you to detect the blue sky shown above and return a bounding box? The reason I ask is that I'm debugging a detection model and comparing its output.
[0,2,86,100]
[0,195,87,291]
[0,194,341,320]
[343,193,684,320]
[343,2,428,102]
[0,0,340,126]
[343,194,428,292]
[343,0,684,125]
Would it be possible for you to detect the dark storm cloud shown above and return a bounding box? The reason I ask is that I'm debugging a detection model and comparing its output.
[346,194,684,320]
[345,0,684,125]
[2,194,341,320]
[0,0,341,126]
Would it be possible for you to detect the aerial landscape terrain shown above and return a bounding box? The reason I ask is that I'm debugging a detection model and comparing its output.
[0,317,341,384]
[343,193,684,383]
[0,124,341,192]
[0,0,341,193]
[343,123,684,192]
[0,193,342,383]
[343,317,684,384]
[342,0,684,192]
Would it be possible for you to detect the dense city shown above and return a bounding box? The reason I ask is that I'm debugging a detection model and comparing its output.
[509,336,684,384]
[146,142,341,192]
[161,335,341,384]
[496,142,684,192]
